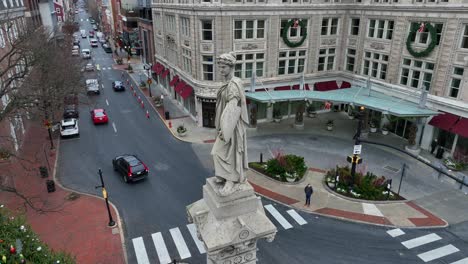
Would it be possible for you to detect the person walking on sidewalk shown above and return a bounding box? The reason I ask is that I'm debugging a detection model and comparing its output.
[304,184,313,206]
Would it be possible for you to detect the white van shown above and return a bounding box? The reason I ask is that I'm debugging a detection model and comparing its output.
[81,49,91,59]
[80,29,87,38]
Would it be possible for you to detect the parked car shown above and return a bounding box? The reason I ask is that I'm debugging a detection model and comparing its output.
[84,63,94,71]
[90,109,108,124]
[90,19,95,24]
[92,25,98,31]
[86,79,100,95]
[82,49,91,59]
[112,81,125,91]
[90,38,98,47]
[112,154,149,183]
[80,29,86,38]
[73,39,80,46]
[60,119,79,138]
[102,43,112,53]
[63,104,79,119]
[72,49,80,56]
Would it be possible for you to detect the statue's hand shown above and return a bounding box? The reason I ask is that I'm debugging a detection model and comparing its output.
[218,131,225,141]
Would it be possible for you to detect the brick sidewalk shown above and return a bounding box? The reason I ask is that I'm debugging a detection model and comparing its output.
[0,122,126,263]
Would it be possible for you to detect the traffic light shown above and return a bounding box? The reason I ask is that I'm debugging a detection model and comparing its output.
[347,155,363,164]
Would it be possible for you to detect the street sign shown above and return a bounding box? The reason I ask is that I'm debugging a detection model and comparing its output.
[353,145,362,155]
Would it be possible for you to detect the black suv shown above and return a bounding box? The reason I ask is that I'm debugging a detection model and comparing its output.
[63,104,79,119]
[112,81,125,92]
[112,155,148,183]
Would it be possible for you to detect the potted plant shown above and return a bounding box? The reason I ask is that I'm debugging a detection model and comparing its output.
[326,120,334,131]
[127,64,133,73]
[0,148,10,160]
[177,124,187,137]
[370,122,377,133]
[326,177,336,188]
[273,109,282,123]
[382,124,389,135]
[153,97,163,107]
[116,58,123,65]
[306,104,317,118]
[140,81,147,88]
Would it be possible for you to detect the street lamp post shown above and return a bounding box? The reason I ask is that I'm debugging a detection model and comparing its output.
[95,169,116,227]
[350,106,365,185]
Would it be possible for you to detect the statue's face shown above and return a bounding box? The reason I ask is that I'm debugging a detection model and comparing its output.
[218,63,232,77]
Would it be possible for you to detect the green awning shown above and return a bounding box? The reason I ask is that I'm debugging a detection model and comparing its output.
[245,87,438,117]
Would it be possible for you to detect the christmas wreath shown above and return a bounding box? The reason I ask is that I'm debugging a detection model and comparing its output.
[406,22,437,58]
[282,19,307,48]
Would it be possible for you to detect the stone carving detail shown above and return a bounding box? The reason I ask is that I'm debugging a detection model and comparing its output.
[321,38,336,45]
[166,35,175,44]
[370,42,385,50]
[241,43,258,50]
[202,44,211,51]
[184,40,190,47]
[348,39,357,46]
[239,230,249,239]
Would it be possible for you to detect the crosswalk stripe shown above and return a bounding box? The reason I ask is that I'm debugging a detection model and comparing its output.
[107,67,112,70]
[451,257,468,264]
[418,244,459,262]
[286,209,307,225]
[132,237,150,264]
[170,227,191,260]
[152,232,172,264]
[362,203,384,217]
[401,233,441,249]
[387,228,405,238]
[187,223,206,254]
[264,204,292,230]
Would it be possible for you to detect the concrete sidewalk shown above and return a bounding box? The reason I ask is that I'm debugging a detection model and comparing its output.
[124,61,468,228]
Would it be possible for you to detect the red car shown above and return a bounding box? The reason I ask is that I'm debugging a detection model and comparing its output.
[89,30,95,37]
[91,109,108,124]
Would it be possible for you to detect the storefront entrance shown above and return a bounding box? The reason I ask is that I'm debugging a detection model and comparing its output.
[202,102,216,128]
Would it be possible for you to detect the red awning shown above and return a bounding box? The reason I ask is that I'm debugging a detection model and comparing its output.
[340,81,351,88]
[161,69,170,79]
[255,88,267,92]
[155,64,164,75]
[450,118,468,138]
[175,80,186,93]
[315,81,352,91]
[428,112,459,132]
[180,86,193,99]
[152,63,160,73]
[274,86,291,91]
[169,75,179,87]
[292,85,300,90]
[305,83,310,90]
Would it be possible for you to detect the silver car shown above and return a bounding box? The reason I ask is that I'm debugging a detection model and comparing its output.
[86,79,100,95]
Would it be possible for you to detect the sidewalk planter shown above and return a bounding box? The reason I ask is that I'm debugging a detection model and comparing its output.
[306,104,317,118]
[0,148,11,160]
[370,124,377,133]
[273,109,282,123]
[248,153,307,183]
[153,98,163,107]
[39,166,48,178]
[177,125,187,137]
[326,120,334,131]
[382,128,389,135]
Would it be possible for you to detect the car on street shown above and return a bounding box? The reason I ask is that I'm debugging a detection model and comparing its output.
[90,19,95,24]
[81,49,91,59]
[92,25,98,31]
[90,109,108,124]
[102,43,112,53]
[60,118,79,138]
[72,49,80,56]
[90,38,98,47]
[73,39,80,46]
[80,29,86,38]
[112,154,149,183]
[86,79,100,95]
[112,81,125,91]
[63,104,79,119]
[84,63,94,71]
[89,30,95,38]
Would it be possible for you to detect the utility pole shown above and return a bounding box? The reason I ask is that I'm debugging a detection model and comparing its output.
[349,106,365,185]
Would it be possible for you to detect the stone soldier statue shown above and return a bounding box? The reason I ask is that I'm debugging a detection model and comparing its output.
[211,52,249,196]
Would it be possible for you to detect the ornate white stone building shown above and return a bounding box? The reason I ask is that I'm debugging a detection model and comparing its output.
[151,0,468,155]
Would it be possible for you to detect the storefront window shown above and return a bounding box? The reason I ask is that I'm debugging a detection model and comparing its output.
[256,102,267,120]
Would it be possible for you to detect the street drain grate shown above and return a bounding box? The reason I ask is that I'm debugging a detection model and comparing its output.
[383,165,400,173]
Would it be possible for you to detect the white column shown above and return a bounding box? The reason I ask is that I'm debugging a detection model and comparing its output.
[420,121,435,151]
[266,104,273,121]
[451,134,459,155]
[196,99,203,127]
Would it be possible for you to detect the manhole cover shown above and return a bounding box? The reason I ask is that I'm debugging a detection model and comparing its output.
[383,165,400,173]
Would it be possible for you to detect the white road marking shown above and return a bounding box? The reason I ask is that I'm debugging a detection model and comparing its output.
[107,67,112,70]
[418,244,459,262]
[170,227,191,260]
[264,204,292,230]
[86,18,89,21]
[286,209,307,225]
[401,233,442,249]
[112,122,117,133]
[151,232,172,264]
[387,228,405,238]
[102,84,105,89]
[451,257,468,264]
[106,99,109,106]
[187,223,206,254]
[362,203,384,217]
[132,237,150,264]
[80,19,83,21]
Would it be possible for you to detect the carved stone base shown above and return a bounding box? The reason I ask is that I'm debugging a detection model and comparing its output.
[187,177,277,264]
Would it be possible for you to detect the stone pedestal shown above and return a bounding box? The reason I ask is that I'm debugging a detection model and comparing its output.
[187,177,277,264]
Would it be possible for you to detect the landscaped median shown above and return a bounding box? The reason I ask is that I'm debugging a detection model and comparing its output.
[249,151,307,183]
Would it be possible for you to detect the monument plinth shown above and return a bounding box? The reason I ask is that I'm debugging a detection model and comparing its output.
[187,177,277,264]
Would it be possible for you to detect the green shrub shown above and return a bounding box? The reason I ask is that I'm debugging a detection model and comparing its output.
[252,153,307,182]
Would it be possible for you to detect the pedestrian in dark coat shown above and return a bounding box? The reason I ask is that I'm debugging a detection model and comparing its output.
[304,184,313,206]
[431,139,438,154]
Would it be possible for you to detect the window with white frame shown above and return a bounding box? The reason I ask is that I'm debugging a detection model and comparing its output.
[448,67,464,98]
[234,20,265,40]
[460,25,468,49]
[154,13,162,35]
[234,53,265,79]
[408,22,443,45]
[321,18,338,36]
[280,19,307,39]
[182,47,192,75]
[362,51,389,80]
[201,20,213,41]
[346,48,356,72]
[400,58,435,90]
[165,15,176,32]
[278,50,306,75]
[317,48,335,71]
[12,22,17,39]
[367,19,394,40]
[180,17,190,37]
[202,55,214,80]
[0,27,5,48]
[349,18,360,35]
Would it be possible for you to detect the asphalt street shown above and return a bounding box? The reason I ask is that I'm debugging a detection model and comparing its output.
[55,9,468,264]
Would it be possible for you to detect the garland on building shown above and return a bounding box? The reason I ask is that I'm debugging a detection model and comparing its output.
[406,22,437,58]
[282,19,307,48]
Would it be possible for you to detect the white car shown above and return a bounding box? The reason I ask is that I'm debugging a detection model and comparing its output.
[90,38,99,47]
[86,79,100,95]
[84,63,94,71]
[60,119,79,137]
[82,49,91,59]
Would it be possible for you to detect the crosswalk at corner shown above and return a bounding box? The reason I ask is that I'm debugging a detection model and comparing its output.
[131,204,308,264]
[95,65,112,71]
[386,228,468,263]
